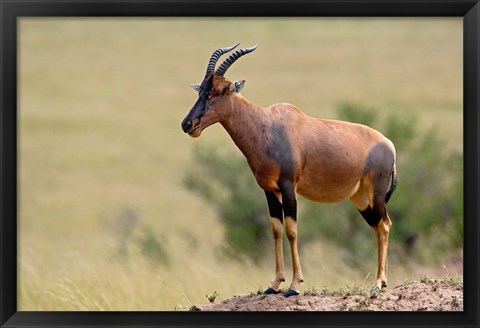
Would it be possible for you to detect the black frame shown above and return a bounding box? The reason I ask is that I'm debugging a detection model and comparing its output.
[1,1,479,327]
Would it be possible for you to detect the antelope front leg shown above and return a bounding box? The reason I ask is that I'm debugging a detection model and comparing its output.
[285,217,303,296]
[263,191,285,294]
[281,183,303,297]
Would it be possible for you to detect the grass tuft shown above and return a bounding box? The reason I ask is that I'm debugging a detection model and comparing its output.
[206,291,219,303]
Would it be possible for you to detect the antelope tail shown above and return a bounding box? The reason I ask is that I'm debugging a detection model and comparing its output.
[385,163,397,204]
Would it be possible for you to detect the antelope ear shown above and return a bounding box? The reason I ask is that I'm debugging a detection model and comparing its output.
[191,83,201,92]
[230,80,245,93]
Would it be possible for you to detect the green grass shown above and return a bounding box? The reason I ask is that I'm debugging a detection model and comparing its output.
[18,18,462,310]
[205,291,220,303]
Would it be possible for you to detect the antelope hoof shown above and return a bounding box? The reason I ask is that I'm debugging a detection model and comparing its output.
[370,285,380,298]
[263,287,280,295]
[284,289,299,297]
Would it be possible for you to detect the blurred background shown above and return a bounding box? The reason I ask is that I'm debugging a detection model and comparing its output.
[19,18,462,310]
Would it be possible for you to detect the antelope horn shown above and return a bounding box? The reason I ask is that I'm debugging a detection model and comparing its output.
[206,43,240,76]
[215,44,258,77]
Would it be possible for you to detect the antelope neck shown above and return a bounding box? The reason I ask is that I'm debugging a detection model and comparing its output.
[220,95,268,160]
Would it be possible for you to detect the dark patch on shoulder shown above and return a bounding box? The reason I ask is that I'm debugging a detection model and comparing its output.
[266,122,297,219]
[266,122,295,182]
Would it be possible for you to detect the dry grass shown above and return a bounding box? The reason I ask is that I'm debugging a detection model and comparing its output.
[18,18,462,310]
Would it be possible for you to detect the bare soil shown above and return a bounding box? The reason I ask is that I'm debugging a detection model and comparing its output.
[190,277,463,311]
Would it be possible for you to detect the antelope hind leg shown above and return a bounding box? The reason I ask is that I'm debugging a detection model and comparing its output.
[350,180,391,297]
[370,213,392,297]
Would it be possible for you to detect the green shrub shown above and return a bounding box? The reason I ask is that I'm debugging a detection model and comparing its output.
[136,227,170,265]
[184,147,269,261]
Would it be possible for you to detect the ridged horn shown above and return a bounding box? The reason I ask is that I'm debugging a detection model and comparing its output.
[206,43,240,76]
[215,44,258,77]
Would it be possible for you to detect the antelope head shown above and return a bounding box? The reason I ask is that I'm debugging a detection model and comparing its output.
[181,43,258,137]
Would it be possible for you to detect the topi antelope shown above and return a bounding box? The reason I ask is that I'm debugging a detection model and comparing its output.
[181,43,397,297]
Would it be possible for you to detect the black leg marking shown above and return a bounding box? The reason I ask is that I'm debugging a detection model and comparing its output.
[359,206,382,227]
[279,180,297,220]
[265,191,283,223]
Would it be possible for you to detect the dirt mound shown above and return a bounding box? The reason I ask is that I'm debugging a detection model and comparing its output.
[190,277,463,311]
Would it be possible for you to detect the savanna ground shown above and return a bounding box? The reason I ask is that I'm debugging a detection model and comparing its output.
[19,18,462,311]
[192,276,463,311]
